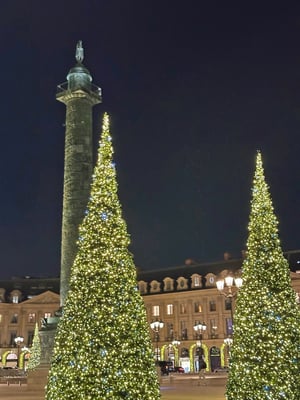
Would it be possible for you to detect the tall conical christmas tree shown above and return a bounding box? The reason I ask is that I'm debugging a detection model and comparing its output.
[226,151,300,400]
[46,113,160,400]
[27,323,41,371]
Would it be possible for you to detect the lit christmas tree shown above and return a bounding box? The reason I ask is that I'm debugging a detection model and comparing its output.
[27,323,41,371]
[226,151,300,399]
[46,113,160,400]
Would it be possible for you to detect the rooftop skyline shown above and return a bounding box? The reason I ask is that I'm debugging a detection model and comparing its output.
[1,1,300,278]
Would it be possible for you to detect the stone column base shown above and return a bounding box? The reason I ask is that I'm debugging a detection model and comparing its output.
[27,364,49,392]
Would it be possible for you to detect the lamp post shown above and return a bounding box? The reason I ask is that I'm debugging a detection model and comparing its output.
[224,337,233,366]
[14,336,24,368]
[216,274,242,335]
[194,322,206,372]
[150,319,164,362]
[21,346,30,371]
[171,339,181,366]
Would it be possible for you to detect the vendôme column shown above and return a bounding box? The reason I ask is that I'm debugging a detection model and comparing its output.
[56,41,102,305]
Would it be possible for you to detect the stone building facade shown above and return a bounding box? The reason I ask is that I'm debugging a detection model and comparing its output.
[0,252,299,371]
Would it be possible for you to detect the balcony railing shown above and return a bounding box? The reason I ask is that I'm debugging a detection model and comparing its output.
[56,82,102,97]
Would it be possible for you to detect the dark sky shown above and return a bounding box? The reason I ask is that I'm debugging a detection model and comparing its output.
[1,1,300,278]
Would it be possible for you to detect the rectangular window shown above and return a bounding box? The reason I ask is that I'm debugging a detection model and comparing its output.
[180,321,188,340]
[167,304,173,315]
[10,332,17,346]
[210,319,218,338]
[180,303,187,314]
[226,318,233,336]
[167,323,174,340]
[152,306,160,317]
[28,313,36,323]
[210,319,217,331]
[194,276,200,287]
[44,312,52,319]
[209,300,216,312]
[12,296,19,304]
[225,298,232,311]
[194,302,202,313]
[27,331,34,347]
[0,314,2,324]
[11,314,18,324]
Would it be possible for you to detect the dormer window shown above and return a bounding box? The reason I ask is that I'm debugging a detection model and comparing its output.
[163,277,174,292]
[177,277,188,290]
[149,280,161,293]
[138,281,148,294]
[0,288,5,302]
[205,273,217,287]
[191,274,202,289]
[10,290,21,304]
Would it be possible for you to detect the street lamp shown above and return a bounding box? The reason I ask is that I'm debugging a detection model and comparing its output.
[150,319,164,362]
[216,274,242,320]
[224,337,233,347]
[193,322,207,342]
[216,273,242,339]
[14,336,24,368]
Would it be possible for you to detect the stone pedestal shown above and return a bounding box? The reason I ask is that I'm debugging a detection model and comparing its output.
[27,364,49,392]
[27,316,59,392]
[39,318,58,364]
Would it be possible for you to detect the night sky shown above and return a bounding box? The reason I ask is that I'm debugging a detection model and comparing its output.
[1,1,300,279]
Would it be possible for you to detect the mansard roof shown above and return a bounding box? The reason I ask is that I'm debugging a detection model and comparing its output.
[0,277,59,302]
[0,250,298,301]
[137,257,243,283]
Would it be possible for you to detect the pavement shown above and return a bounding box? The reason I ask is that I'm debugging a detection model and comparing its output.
[0,374,227,400]
[160,374,226,400]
